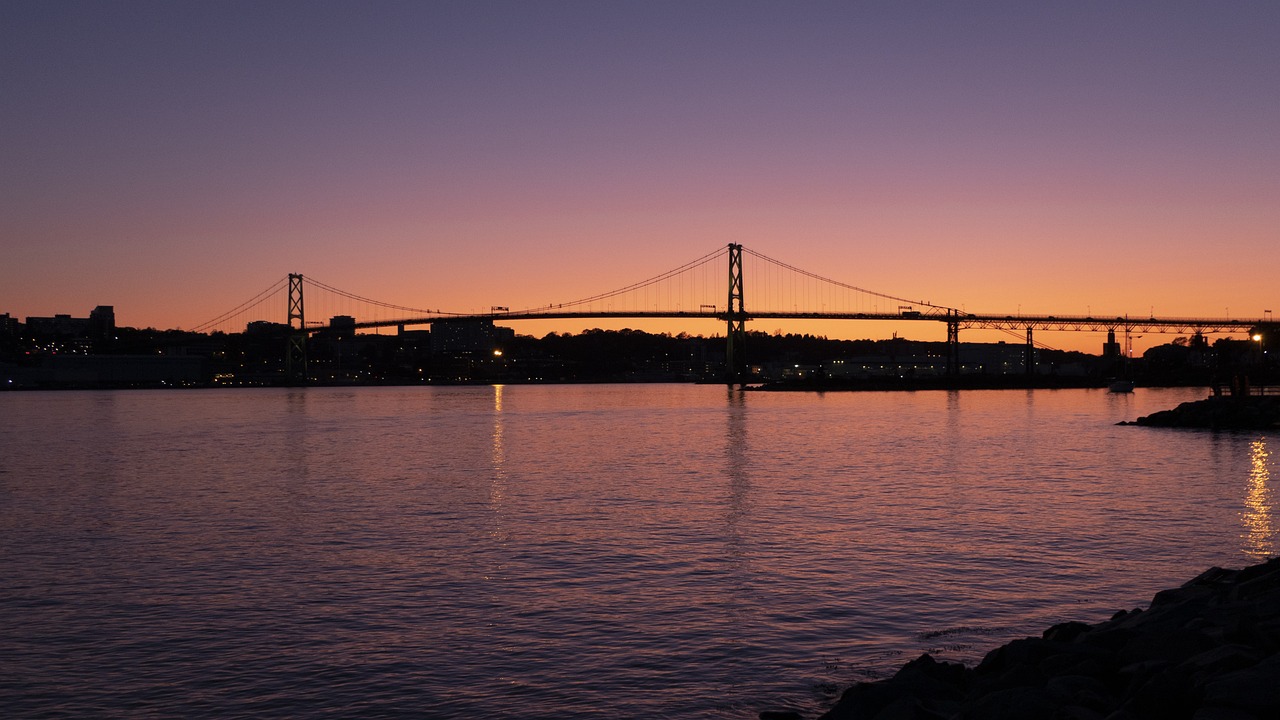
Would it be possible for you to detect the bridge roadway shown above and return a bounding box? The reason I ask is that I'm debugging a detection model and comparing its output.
[314,310,1267,337]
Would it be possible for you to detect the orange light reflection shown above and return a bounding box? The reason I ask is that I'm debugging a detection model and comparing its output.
[1242,438,1275,560]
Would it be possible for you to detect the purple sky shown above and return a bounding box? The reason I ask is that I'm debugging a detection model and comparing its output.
[3,1,1277,351]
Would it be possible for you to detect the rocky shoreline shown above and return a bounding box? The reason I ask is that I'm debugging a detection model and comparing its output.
[764,557,1280,720]
[1120,395,1280,430]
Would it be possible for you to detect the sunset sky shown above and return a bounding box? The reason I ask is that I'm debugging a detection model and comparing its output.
[3,1,1277,353]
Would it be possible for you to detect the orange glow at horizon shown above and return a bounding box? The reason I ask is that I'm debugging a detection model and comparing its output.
[2,3,1277,353]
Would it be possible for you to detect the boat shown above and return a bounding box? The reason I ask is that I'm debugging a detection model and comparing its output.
[1108,379,1135,393]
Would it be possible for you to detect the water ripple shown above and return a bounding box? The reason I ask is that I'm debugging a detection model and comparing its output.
[1,385,1275,718]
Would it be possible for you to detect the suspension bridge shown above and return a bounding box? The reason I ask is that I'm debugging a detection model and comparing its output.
[189,244,1270,383]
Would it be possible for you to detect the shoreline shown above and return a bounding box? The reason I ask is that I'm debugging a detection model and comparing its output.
[762,558,1280,720]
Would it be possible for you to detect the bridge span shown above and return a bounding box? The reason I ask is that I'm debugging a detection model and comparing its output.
[308,307,1269,386]
[322,310,1263,337]
[327,304,1259,333]
[190,244,1270,384]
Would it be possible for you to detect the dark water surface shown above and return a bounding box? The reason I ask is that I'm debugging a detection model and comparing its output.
[2,385,1276,718]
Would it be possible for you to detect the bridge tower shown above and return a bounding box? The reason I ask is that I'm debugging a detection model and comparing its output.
[725,243,748,383]
[1025,327,1035,377]
[946,310,961,377]
[286,273,308,385]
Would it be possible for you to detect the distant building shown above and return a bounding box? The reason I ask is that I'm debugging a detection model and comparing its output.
[963,342,1031,375]
[431,319,514,356]
[327,315,357,338]
[825,354,946,379]
[4,354,206,388]
[824,342,1040,378]
[26,313,89,338]
[245,320,291,335]
[89,305,115,340]
[0,313,17,336]
[1103,330,1122,358]
[23,306,115,341]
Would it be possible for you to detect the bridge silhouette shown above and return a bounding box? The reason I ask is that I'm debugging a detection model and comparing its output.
[189,244,1269,383]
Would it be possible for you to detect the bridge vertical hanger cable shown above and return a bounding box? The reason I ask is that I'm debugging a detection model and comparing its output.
[187,277,289,334]
[517,247,724,313]
[741,247,957,317]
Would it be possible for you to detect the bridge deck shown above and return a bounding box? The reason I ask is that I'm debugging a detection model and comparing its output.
[315,311,1267,336]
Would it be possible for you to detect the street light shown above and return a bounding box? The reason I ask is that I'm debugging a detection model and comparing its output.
[1253,334,1266,385]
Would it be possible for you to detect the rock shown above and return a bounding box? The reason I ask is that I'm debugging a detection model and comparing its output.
[827,679,911,719]
[963,685,1061,720]
[864,696,950,720]
[889,653,968,696]
[1044,674,1114,710]
[1119,664,1200,719]
[1200,654,1280,714]
[1190,708,1247,720]
[816,559,1280,720]
[1230,564,1280,601]
[1044,620,1093,643]
[1175,643,1261,683]
[1125,396,1280,429]
[1185,566,1236,586]
[1037,645,1114,678]
[1115,626,1215,667]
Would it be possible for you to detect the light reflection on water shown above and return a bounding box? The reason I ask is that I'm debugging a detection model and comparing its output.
[0,385,1276,719]
[489,384,509,569]
[1243,438,1275,559]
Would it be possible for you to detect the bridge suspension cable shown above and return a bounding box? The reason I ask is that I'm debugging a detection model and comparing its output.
[991,324,1061,351]
[188,277,289,333]
[185,244,1262,349]
[303,276,452,316]
[517,246,725,313]
[742,247,958,316]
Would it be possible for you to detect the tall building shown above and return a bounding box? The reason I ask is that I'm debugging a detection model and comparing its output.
[1103,329,1122,358]
[89,306,115,341]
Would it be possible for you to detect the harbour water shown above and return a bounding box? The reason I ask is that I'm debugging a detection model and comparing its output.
[1,385,1276,719]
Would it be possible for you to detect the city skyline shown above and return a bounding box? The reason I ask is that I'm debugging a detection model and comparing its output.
[3,1,1278,353]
